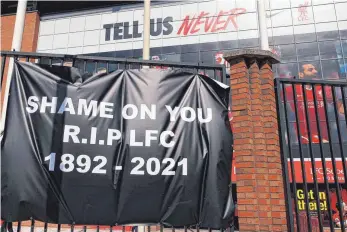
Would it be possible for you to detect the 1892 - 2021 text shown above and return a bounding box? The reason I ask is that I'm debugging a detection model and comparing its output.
[44,153,188,176]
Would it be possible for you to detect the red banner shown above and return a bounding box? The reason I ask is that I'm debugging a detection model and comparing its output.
[288,159,346,183]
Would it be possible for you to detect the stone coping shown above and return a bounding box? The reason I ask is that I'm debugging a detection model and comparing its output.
[223,48,280,65]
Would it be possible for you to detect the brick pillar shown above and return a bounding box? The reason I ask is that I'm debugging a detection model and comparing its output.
[0,11,40,113]
[224,49,288,232]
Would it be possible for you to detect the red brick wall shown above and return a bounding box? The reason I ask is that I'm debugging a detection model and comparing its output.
[1,12,40,52]
[0,11,40,114]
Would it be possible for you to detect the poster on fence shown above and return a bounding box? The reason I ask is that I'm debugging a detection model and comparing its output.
[291,185,347,229]
[1,61,234,228]
[281,79,347,156]
[289,159,347,229]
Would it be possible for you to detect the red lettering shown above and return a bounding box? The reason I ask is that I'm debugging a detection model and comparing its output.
[177,8,247,35]
[190,11,209,34]
[224,8,246,30]
[211,10,228,32]
[177,15,196,36]
[204,17,215,32]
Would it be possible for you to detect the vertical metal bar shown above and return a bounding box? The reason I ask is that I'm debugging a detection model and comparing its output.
[26,56,29,62]
[1,53,18,132]
[109,225,112,232]
[49,58,52,67]
[16,222,21,232]
[281,81,301,231]
[321,84,346,232]
[10,0,27,53]
[30,219,35,232]
[94,61,98,74]
[83,60,87,73]
[57,224,61,232]
[8,223,13,232]
[60,59,64,66]
[83,226,87,232]
[332,86,347,190]
[184,226,187,232]
[70,224,74,232]
[341,86,347,127]
[96,226,100,232]
[72,58,76,68]
[147,226,150,232]
[143,0,150,60]
[302,82,324,232]
[37,58,41,64]
[106,62,110,74]
[1,55,6,85]
[312,84,335,231]
[222,66,227,85]
[292,82,313,232]
[275,81,295,232]
[44,223,48,232]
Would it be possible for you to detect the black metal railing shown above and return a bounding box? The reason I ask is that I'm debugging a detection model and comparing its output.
[0,220,236,232]
[0,51,228,85]
[0,51,235,232]
[275,78,347,232]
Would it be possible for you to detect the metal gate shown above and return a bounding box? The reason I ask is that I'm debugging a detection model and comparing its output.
[275,77,347,232]
[0,51,235,232]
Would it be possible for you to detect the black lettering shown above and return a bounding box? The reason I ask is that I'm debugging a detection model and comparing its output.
[133,21,142,38]
[114,23,123,40]
[150,18,162,37]
[103,24,113,41]
[163,17,173,35]
[123,22,132,39]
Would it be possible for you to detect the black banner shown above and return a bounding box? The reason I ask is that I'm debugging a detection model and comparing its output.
[1,61,234,228]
